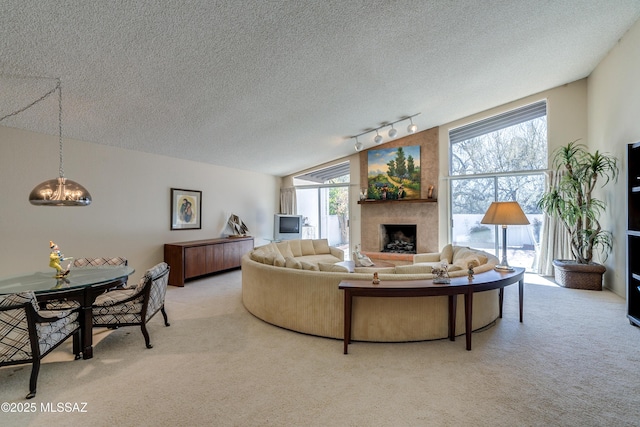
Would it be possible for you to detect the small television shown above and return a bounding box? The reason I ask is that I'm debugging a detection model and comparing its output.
[274,214,303,241]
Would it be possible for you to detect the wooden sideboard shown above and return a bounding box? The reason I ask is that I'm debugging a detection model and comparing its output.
[164,236,254,287]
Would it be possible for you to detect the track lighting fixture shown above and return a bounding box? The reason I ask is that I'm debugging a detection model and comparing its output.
[354,137,364,152]
[407,117,418,134]
[349,113,420,152]
[388,124,398,139]
[374,130,383,144]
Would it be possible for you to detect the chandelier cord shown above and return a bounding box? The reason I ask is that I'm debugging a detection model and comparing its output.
[0,78,64,178]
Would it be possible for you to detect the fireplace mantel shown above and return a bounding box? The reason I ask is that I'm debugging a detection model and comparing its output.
[358,126,439,254]
[358,198,437,205]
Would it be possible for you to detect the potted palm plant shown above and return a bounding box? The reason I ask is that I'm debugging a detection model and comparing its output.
[537,140,618,290]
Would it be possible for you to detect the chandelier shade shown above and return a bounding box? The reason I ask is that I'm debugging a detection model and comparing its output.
[29,177,92,206]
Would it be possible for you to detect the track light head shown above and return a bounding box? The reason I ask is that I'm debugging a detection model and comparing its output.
[374,130,383,144]
[354,138,364,152]
[388,125,397,139]
[407,117,418,134]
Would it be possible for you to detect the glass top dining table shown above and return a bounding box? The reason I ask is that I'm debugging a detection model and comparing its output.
[0,266,135,295]
[0,266,135,359]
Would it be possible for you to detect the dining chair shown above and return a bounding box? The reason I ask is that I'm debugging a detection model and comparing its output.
[92,262,170,349]
[0,291,81,399]
[45,257,129,310]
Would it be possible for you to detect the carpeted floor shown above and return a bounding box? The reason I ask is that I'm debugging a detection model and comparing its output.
[1,270,639,426]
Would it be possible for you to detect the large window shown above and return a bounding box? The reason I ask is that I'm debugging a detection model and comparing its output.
[449,101,547,271]
[294,162,350,256]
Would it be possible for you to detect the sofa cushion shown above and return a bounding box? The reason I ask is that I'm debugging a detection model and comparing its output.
[452,246,474,261]
[318,262,350,272]
[300,261,319,271]
[285,257,302,269]
[395,264,433,274]
[273,253,286,267]
[275,241,294,258]
[296,254,342,265]
[300,240,316,256]
[354,266,397,274]
[288,240,303,257]
[440,244,453,263]
[250,249,267,263]
[312,239,331,254]
[263,252,276,266]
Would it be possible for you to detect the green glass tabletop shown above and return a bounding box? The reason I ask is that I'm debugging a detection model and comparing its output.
[0,266,135,295]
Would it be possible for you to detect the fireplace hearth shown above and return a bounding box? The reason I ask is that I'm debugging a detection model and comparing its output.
[379,224,417,254]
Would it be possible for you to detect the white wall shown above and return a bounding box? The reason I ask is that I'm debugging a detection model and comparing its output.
[0,126,279,282]
[588,18,640,297]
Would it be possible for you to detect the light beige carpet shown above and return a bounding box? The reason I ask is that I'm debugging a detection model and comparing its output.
[1,271,639,427]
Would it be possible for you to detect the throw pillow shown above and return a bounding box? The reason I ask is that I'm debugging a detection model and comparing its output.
[440,244,453,264]
[288,240,303,257]
[300,261,319,271]
[273,254,286,267]
[300,240,316,256]
[275,241,294,258]
[312,239,331,254]
[263,252,276,266]
[250,249,266,263]
[317,262,349,273]
[285,257,302,269]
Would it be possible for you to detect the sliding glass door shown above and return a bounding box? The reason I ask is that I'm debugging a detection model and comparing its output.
[296,185,350,255]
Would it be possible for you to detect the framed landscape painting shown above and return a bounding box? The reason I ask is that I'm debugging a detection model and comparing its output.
[171,188,202,230]
[367,145,421,200]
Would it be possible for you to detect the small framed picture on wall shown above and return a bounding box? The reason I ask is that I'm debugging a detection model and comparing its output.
[171,188,202,230]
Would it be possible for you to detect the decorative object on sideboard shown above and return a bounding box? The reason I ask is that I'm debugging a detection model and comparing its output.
[432,263,451,284]
[0,75,92,206]
[350,112,421,152]
[372,272,380,285]
[467,259,479,281]
[481,201,530,272]
[353,244,374,267]
[170,188,202,230]
[228,214,250,237]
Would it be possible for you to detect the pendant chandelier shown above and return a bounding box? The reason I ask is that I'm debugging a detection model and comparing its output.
[0,77,92,206]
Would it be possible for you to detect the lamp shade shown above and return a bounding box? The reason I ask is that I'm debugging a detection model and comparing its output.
[480,201,529,225]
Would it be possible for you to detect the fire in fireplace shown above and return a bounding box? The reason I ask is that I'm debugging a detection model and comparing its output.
[379,224,417,253]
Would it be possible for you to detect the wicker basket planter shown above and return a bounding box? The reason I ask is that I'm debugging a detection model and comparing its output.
[552,259,606,291]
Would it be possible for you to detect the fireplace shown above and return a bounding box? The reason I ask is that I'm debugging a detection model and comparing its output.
[379,224,417,253]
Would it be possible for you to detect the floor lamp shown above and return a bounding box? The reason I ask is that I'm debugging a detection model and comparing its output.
[480,201,530,271]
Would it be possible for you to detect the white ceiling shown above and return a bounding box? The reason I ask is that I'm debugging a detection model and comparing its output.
[1,1,640,177]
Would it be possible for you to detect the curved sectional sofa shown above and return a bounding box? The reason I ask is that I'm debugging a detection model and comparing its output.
[241,239,501,342]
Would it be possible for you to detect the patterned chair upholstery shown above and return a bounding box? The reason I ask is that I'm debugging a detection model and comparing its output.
[72,257,128,268]
[46,257,129,310]
[92,262,170,349]
[0,291,81,399]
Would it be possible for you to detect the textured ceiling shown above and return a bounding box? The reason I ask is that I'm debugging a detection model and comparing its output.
[1,1,640,177]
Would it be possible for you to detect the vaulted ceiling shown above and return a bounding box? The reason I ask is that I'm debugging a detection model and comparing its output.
[1,1,639,177]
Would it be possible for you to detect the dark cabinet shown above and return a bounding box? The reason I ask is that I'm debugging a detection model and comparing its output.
[164,237,254,287]
[628,142,640,326]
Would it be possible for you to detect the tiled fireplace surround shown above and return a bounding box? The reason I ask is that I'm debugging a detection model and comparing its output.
[359,127,439,262]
